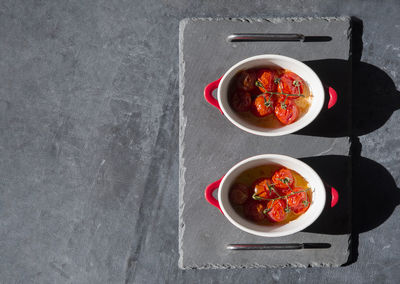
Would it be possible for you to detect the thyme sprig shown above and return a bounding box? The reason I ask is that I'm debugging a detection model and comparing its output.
[254,187,310,202]
[255,81,305,98]
[252,180,311,215]
[263,95,272,108]
[293,80,302,99]
[255,80,305,110]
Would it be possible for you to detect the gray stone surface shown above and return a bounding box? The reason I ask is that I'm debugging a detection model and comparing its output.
[0,0,399,283]
[179,17,352,269]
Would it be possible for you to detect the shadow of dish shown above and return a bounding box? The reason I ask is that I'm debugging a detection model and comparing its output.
[296,59,400,137]
[301,155,400,235]
[352,61,400,137]
[297,17,400,138]
[300,155,351,235]
[298,59,351,137]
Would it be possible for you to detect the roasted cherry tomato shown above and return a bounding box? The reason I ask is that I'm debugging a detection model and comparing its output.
[256,69,278,93]
[229,183,250,205]
[274,100,299,125]
[251,94,275,117]
[272,168,295,190]
[244,200,267,222]
[287,187,310,214]
[230,90,252,112]
[237,70,257,91]
[278,71,304,100]
[266,199,287,222]
[252,178,277,200]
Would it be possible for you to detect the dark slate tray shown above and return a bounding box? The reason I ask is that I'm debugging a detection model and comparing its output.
[179,17,352,269]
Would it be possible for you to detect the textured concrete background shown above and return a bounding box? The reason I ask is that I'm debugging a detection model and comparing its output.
[0,0,399,283]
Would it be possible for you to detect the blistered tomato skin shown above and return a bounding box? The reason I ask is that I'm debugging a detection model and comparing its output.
[252,178,277,200]
[229,68,308,126]
[231,166,311,225]
[244,201,267,222]
[256,69,278,93]
[279,71,305,99]
[287,187,310,214]
[272,168,295,189]
[251,94,275,117]
[237,70,258,91]
[229,184,250,205]
[274,100,299,125]
[266,199,287,223]
[230,90,252,112]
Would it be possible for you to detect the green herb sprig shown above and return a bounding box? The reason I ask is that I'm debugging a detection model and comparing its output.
[252,180,311,215]
[255,80,305,110]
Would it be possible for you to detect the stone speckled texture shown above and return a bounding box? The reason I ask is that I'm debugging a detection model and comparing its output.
[0,0,399,283]
[179,17,352,269]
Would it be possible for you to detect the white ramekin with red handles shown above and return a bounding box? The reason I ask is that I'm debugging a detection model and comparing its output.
[205,154,339,237]
[204,54,337,136]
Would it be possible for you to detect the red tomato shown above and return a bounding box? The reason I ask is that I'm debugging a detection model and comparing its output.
[237,70,257,91]
[251,94,275,117]
[244,200,267,222]
[230,90,252,112]
[256,69,278,93]
[278,71,304,99]
[229,183,250,205]
[266,199,287,222]
[272,168,294,190]
[274,100,299,125]
[252,178,277,200]
[287,187,310,214]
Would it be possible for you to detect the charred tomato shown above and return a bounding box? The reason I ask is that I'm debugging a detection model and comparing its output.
[229,183,250,205]
[244,200,267,222]
[230,90,252,112]
[237,70,258,91]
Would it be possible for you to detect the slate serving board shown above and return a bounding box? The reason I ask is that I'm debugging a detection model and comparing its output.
[179,17,352,269]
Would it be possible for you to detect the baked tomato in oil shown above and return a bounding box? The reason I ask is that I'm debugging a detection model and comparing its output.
[287,187,310,214]
[266,199,287,223]
[272,168,294,190]
[278,71,305,99]
[244,200,267,222]
[251,94,275,117]
[274,100,299,125]
[256,69,278,93]
[230,90,252,112]
[252,178,277,200]
[229,183,250,205]
[237,70,257,91]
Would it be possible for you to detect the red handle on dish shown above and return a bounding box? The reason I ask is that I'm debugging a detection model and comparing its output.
[324,182,339,207]
[330,186,339,208]
[204,176,224,214]
[327,86,337,109]
[204,77,223,114]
